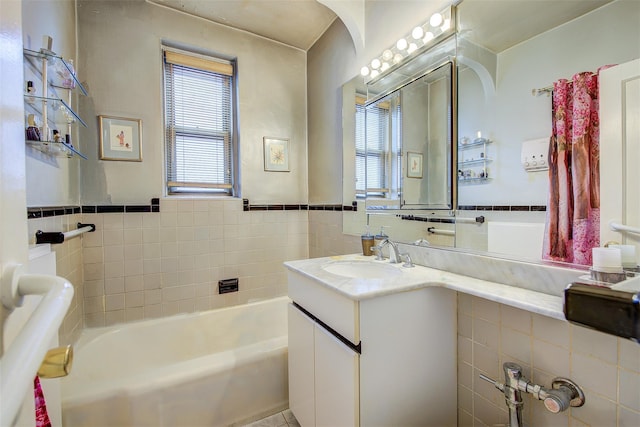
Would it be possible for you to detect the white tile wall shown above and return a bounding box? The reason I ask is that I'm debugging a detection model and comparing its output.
[457,292,640,427]
[27,213,85,345]
[81,199,308,327]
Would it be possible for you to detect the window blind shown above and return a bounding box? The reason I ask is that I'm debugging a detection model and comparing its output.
[163,48,235,194]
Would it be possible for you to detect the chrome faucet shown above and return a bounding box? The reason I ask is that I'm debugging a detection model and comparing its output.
[480,362,585,427]
[373,238,402,263]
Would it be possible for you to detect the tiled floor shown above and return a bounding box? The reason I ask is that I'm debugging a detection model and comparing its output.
[242,409,300,427]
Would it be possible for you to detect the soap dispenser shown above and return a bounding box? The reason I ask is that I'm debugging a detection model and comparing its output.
[361,226,374,256]
[373,226,389,248]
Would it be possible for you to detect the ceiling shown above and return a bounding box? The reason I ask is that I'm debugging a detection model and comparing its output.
[148,0,338,51]
[457,0,613,53]
[148,0,613,53]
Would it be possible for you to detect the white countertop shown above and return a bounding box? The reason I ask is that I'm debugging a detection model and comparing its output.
[284,254,565,320]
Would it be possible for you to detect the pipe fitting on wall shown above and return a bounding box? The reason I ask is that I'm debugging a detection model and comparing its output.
[480,362,585,427]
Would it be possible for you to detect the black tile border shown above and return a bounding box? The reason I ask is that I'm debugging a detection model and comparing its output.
[458,205,547,212]
[30,198,363,218]
[28,206,81,219]
[28,199,160,219]
[242,199,354,212]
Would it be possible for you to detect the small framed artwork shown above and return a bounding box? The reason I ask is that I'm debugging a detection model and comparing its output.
[263,137,290,172]
[407,152,423,178]
[98,115,142,161]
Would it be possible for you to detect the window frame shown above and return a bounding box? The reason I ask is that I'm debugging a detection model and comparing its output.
[162,45,239,197]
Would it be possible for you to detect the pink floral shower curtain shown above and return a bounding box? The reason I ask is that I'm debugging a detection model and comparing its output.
[543,70,604,265]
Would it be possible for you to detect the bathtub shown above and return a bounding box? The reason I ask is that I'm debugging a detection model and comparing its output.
[61,297,289,427]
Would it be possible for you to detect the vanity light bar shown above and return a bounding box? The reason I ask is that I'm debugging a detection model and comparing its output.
[360,5,455,83]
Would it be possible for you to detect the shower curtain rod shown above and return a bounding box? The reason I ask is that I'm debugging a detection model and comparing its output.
[531,85,553,97]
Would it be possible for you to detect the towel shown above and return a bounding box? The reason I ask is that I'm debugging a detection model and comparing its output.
[34,376,51,427]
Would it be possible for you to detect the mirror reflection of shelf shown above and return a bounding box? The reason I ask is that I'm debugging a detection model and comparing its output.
[458,158,492,167]
[458,137,492,184]
[26,140,88,160]
[458,138,492,150]
[459,177,491,184]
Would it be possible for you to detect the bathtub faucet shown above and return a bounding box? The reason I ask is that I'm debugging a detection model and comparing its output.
[372,238,402,263]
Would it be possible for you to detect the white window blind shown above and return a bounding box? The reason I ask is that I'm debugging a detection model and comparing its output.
[163,48,236,194]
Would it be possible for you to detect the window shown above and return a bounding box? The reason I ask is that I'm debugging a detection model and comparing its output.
[163,47,237,195]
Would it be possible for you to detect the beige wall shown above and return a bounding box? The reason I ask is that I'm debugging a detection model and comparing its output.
[23,0,80,207]
[77,0,308,205]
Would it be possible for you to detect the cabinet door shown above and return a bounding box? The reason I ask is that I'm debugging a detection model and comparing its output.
[314,324,359,427]
[288,304,316,427]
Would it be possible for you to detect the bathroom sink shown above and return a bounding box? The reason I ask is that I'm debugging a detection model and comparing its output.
[322,260,402,279]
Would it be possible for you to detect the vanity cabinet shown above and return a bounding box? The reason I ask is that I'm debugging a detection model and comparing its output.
[23,48,88,159]
[287,270,456,427]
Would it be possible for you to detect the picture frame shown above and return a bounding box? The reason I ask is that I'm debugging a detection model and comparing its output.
[263,137,290,172]
[407,152,423,178]
[98,115,142,161]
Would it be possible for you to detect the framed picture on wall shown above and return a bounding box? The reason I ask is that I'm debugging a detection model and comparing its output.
[407,152,423,178]
[98,115,142,161]
[263,137,290,172]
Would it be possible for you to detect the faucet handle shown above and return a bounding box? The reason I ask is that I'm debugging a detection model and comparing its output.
[400,253,414,268]
[371,245,384,261]
[479,373,505,392]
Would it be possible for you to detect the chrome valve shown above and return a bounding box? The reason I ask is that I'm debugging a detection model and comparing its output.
[479,362,585,427]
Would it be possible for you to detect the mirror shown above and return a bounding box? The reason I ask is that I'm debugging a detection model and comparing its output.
[363,57,456,211]
[342,0,638,265]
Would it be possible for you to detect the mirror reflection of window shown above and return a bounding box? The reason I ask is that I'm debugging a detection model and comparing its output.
[363,100,390,197]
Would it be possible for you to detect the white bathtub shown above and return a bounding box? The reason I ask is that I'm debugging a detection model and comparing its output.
[61,297,289,427]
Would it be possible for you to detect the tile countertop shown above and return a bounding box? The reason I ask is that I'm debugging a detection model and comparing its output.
[284,254,572,321]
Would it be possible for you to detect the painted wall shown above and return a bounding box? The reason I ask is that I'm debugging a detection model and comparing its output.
[77,0,307,205]
[23,0,80,206]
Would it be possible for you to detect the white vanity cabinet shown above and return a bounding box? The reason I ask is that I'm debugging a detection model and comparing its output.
[287,270,457,427]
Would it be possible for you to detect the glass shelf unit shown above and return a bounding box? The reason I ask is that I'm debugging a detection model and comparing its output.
[23,48,87,96]
[23,48,87,159]
[24,95,87,128]
[458,158,493,167]
[26,140,88,160]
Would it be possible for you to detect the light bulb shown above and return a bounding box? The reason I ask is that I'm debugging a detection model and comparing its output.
[371,58,381,69]
[407,43,418,54]
[423,32,434,44]
[429,12,443,27]
[411,26,424,40]
[381,62,390,72]
[370,70,379,78]
[393,53,404,64]
[382,49,393,61]
[360,66,370,76]
[396,38,408,51]
[441,19,451,31]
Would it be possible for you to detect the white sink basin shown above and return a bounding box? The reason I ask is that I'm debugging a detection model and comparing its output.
[322,260,402,279]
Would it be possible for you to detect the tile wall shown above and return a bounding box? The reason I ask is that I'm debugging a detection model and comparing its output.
[80,198,308,327]
[458,293,640,427]
[27,213,84,345]
[309,210,360,258]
